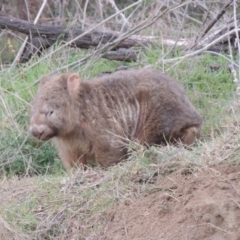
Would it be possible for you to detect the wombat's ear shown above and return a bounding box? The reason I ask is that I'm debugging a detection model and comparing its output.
[67,73,81,96]
[39,75,50,86]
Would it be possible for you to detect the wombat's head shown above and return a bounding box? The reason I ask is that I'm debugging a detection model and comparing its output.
[30,73,81,141]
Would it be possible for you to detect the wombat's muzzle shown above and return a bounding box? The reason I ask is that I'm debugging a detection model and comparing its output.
[30,125,55,141]
[30,126,44,139]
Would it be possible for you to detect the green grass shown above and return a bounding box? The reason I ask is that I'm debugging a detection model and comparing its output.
[1,199,37,232]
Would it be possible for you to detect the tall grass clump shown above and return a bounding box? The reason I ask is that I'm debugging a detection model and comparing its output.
[0,65,61,176]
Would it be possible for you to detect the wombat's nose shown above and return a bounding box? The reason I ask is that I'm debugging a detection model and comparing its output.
[31,126,43,139]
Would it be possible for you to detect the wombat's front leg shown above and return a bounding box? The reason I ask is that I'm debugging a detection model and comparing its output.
[95,146,127,168]
[57,148,87,171]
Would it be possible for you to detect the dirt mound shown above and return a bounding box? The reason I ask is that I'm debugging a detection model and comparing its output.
[98,164,240,240]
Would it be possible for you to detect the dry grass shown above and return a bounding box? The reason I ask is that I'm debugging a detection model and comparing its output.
[0,215,29,240]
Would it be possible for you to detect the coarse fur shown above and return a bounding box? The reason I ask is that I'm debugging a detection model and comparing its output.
[30,69,203,171]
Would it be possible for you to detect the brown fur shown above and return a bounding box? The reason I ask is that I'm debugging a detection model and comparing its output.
[30,69,203,171]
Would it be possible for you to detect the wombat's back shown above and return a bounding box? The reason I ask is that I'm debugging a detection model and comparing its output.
[86,68,202,145]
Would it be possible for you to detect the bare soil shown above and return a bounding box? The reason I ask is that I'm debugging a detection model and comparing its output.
[97,164,240,240]
[1,163,240,240]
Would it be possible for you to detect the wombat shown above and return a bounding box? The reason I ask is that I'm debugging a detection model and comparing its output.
[30,68,203,171]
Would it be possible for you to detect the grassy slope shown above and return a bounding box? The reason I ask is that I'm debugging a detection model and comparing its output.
[0,46,239,239]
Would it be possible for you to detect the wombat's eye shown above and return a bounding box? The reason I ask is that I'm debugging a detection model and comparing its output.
[48,110,54,116]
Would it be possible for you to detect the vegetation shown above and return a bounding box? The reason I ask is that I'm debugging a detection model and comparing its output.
[0,0,239,239]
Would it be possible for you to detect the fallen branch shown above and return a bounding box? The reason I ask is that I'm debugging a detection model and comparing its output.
[0,15,149,63]
[102,48,138,62]
[0,1,186,63]
[0,2,239,65]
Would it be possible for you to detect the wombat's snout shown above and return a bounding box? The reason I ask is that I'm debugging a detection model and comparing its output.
[30,123,57,141]
[30,126,43,139]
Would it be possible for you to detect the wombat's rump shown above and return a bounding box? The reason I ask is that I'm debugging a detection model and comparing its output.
[30,69,203,170]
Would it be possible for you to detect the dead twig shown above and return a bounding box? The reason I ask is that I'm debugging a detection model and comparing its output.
[12,0,48,66]
[192,0,233,49]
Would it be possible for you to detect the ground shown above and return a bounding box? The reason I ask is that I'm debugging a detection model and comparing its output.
[95,164,240,240]
[1,160,240,240]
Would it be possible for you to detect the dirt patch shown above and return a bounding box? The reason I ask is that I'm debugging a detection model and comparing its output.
[97,164,240,240]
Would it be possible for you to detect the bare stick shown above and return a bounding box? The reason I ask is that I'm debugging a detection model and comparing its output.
[106,0,130,31]
[82,0,89,29]
[228,19,238,85]
[164,27,240,72]
[12,0,47,66]
[194,0,233,46]
[233,0,240,84]
[194,1,214,45]
[23,0,30,21]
